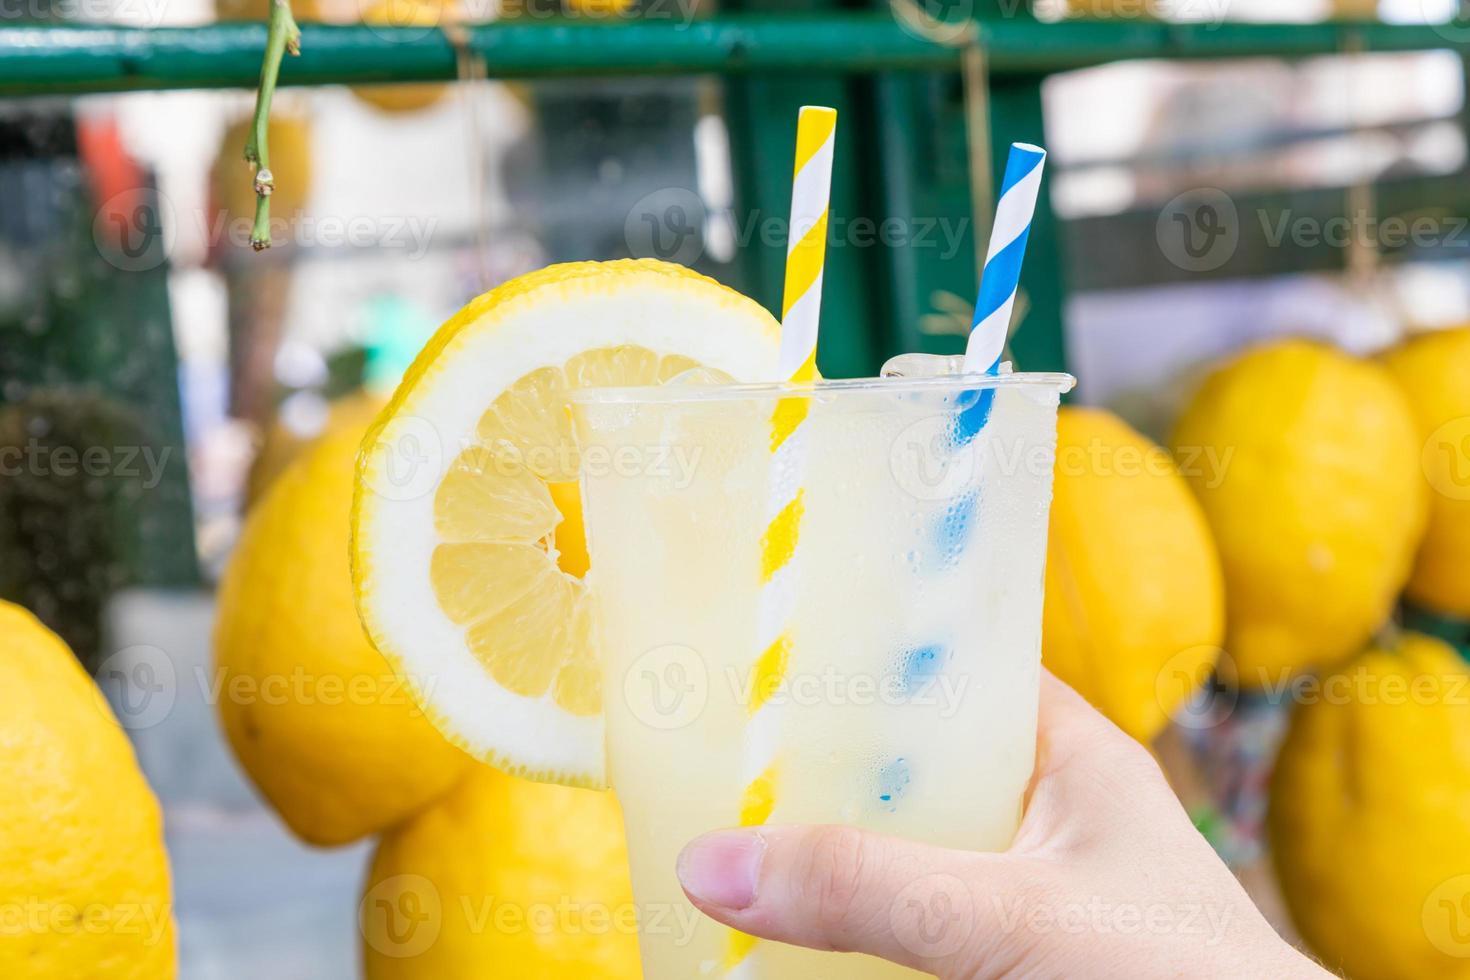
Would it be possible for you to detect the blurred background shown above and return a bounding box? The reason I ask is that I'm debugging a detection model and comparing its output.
[3,0,1470,977]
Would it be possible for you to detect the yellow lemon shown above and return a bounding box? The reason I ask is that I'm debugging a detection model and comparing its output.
[246,390,388,508]
[215,400,472,846]
[1382,327,1470,617]
[361,765,641,978]
[1042,407,1225,742]
[0,601,176,978]
[216,0,322,21]
[1170,339,1425,689]
[352,0,452,114]
[352,259,781,788]
[213,114,314,230]
[1269,631,1470,979]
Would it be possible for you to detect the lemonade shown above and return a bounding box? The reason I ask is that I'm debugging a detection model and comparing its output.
[572,371,1072,977]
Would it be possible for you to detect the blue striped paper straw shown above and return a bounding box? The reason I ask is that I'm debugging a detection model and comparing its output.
[957,141,1047,442]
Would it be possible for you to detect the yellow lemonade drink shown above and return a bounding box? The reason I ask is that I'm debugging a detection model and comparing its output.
[572,370,1073,979]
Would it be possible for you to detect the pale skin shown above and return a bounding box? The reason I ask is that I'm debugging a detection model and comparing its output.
[675,672,1336,979]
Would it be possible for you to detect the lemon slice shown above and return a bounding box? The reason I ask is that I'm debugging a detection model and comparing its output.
[352,260,780,788]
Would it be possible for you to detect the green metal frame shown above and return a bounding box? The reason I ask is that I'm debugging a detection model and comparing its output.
[0,18,1456,95]
[0,12,1464,378]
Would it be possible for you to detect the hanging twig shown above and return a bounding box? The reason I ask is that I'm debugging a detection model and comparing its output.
[245,0,301,251]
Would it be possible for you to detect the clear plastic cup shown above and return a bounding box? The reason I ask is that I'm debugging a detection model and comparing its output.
[571,369,1074,979]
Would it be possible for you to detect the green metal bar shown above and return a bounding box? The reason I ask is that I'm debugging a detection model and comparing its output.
[0,18,1462,97]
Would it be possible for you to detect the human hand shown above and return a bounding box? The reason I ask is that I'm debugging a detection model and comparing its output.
[674,671,1332,979]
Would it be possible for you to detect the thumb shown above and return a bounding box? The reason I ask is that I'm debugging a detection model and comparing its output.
[676,825,1034,975]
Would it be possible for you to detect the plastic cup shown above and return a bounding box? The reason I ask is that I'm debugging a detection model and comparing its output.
[570,369,1074,978]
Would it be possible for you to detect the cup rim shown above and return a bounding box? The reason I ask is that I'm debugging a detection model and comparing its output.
[567,371,1077,405]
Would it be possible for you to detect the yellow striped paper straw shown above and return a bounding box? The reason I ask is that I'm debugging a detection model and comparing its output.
[727,104,837,977]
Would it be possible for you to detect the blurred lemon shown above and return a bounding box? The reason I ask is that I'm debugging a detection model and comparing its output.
[0,601,176,978]
[1170,339,1425,689]
[246,390,387,508]
[213,115,314,230]
[362,765,642,978]
[1269,631,1470,979]
[1382,327,1470,617]
[1043,407,1224,742]
[216,0,322,20]
[353,0,452,114]
[214,399,471,846]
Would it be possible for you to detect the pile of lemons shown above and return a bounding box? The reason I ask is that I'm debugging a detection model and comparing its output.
[1044,330,1470,980]
[214,387,642,977]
